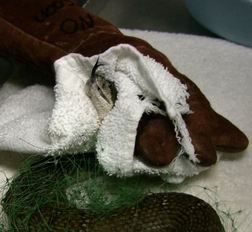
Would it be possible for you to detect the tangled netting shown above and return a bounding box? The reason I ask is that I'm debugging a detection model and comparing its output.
[0,153,243,231]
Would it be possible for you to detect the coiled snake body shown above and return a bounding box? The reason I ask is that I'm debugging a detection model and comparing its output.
[3,156,224,232]
[13,193,225,232]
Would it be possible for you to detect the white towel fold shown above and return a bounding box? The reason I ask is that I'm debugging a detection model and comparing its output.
[0,44,205,183]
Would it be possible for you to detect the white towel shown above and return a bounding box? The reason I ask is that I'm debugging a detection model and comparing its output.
[0,43,204,183]
[0,30,252,230]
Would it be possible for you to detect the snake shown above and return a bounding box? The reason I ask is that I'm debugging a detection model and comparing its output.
[2,62,224,232]
[25,192,224,232]
[2,155,225,232]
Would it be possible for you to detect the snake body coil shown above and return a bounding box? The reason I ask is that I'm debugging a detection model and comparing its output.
[2,155,225,232]
[23,193,224,232]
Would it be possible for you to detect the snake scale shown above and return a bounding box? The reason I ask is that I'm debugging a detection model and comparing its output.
[2,155,225,232]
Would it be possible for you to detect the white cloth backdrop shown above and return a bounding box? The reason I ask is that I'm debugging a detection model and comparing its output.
[0,29,252,231]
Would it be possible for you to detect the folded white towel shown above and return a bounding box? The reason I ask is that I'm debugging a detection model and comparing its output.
[0,44,205,183]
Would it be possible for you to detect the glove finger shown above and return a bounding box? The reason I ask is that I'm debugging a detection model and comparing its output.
[184,113,217,166]
[190,132,217,166]
[134,114,179,167]
[212,113,249,152]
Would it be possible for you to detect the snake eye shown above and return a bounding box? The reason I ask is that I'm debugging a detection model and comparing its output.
[138,95,145,101]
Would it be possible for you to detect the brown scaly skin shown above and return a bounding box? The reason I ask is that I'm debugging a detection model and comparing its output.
[26,193,225,232]
[2,155,225,231]
[0,0,248,168]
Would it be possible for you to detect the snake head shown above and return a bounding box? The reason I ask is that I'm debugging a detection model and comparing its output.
[85,58,117,122]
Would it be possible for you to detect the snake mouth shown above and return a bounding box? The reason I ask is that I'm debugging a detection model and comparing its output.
[2,154,224,232]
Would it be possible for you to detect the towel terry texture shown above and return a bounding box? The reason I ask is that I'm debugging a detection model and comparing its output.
[0,44,202,183]
[0,30,252,230]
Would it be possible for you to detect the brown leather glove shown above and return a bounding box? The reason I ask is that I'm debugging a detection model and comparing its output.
[0,0,248,167]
